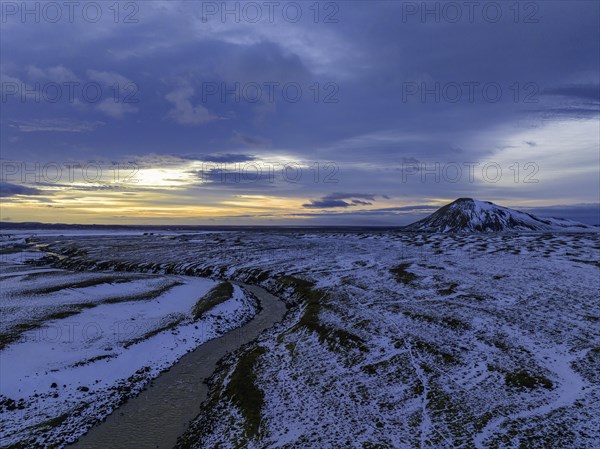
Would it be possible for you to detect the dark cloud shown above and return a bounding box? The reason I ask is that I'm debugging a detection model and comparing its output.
[535,106,600,120]
[303,199,353,208]
[8,119,105,133]
[290,204,441,225]
[45,183,126,192]
[195,167,276,189]
[542,84,600,102]
[0,182,43,197]
[126,154,257,169]
[202,153,256,163]
[0,1,597,223]
[527,84,600,121]
[364,205,438,213]
[303,193,377,209]
[522,204,600,226]
[351,200,372,206]
[186,153,256,163]
[322,193,377,201]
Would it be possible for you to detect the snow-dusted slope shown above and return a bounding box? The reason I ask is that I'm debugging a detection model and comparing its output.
[3,230,598,449]
[404,198,594,233]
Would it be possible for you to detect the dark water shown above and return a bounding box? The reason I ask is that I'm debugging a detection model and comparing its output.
[68,282,286,449]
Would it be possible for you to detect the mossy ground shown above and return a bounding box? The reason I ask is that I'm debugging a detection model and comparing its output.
[390,263,417,285]
[192,282,234,320]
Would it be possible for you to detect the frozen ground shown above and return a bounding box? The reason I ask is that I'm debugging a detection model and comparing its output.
[0,234,258,448]
[1,230,598,448]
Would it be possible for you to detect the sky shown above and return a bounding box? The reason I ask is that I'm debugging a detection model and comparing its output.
[1,0,599,225]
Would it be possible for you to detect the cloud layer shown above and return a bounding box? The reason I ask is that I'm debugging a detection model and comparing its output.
[1,1,598,224]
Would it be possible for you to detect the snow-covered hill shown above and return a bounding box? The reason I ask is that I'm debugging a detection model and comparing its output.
[404,198,594,233]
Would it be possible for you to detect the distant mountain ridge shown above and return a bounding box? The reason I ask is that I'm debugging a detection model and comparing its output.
[404,198,594,233]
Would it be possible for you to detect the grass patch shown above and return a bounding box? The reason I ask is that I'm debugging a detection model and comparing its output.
[26,276,131,295]
[505,369,553,390]
[426,387,485,440]
[0,281,180,350]
[438,282,459,296]
[277,275,367,353]
[361,354,405,376]
[224,345,267,440]
[244,268,271,283]
[285,342,296,355]
[441,316,469,330]
[402,310,470,331]
[122,316,185,348]
[192,282,234,320]
[34,412,70,430]
[456,293,486,302]
[72,354,113,367]
[414,339,459,364]
[278,275,324,335]
[0,309,82,350]
[103,281,183,304]
[570,259,600,268]
[390,263,417,285]
[362,443,390,449]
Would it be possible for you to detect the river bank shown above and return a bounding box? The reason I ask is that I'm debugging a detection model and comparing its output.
[68,282,287,449]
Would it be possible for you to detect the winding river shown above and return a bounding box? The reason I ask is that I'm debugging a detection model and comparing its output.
[68,282,287,449]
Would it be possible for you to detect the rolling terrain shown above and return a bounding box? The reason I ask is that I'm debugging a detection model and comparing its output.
[1,224,598,448]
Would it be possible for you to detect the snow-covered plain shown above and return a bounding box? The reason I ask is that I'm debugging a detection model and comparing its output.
[0,234,258,448]
[1,229,599,448]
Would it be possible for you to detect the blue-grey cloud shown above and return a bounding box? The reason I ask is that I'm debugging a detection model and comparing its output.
[534,106,600,120]
[0,1,598,223]
[523,204,600,226]
[542,84,600,102]
[8,119,105,133]
[0,182,43,197]
[197,153,256,163]
[303,193,377,209]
